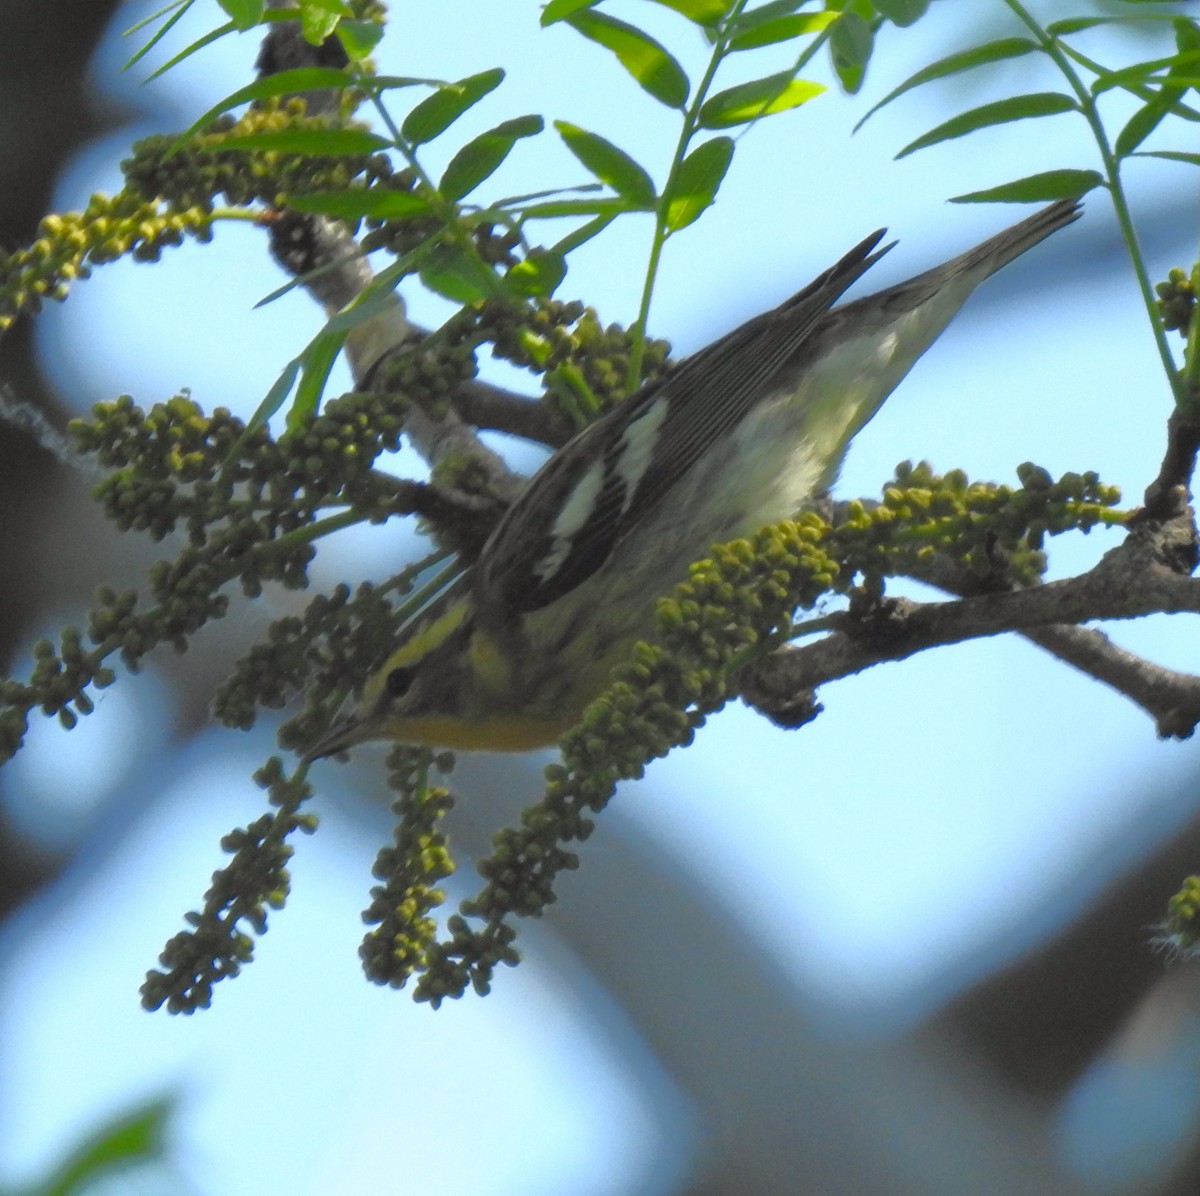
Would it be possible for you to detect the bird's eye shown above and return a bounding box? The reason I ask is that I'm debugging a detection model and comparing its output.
[386,666,415,698]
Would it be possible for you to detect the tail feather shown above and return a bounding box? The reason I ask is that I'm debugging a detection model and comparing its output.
[794,198,1083,466]
[838,198,1082,327]
[940,196,1082,280]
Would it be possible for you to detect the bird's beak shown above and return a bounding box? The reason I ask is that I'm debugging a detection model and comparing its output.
[303,711,370,762]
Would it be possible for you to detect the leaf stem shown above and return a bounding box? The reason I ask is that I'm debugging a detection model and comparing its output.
[1005,0,1183,403]
[625,0,752,392]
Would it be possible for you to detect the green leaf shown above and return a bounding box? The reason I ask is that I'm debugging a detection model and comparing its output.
[401,67,505,145]
[488,181,603,208]
[123,0,190,38]
[727,0,810,33]
[829,11,874,93]
[253,246,366,308]
[286,188,431,219]
[872,0,928,27]
[217,0,263,29]
[205,127,392,155]
[950,169,1105,203]
[1054,10,1184,35]
[699,72,824,128]
[1132,150,1200,166]
[663,136,734,231]
[1178,18,1200,54]
[549,212,619,257]
[1047,17,1108,34]
[897,92,1078,158]
[299,0,351,44]
[645,0,735,24]
[522,197,635,218]
[336,19,384,60]
[227,256,421,451]
[122,1,194,73]
[567,11,690,108]
[729,12,836,51]
[370,75,448,92]
[1114,94,1174,157]
[1048,16,1149,35]
[292,333,344,425]
[419,242,496,303]
[1092,49,1200,95]
[439,115,544,201]
[38,1098,175,1196]
[250,359,303,440]
[144,18,236,81]
[291,285,410,426]
[554,122,657,206]
[854,37,1037,131]
[541,0,600,24]
[505,249,567,297]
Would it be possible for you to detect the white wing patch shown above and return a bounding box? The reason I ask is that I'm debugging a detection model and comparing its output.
[613,395,669,516]
[537,457,606,583]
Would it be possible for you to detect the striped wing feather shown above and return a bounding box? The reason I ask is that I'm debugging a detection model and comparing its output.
[477,198,1081,616]
[478,229,892,613]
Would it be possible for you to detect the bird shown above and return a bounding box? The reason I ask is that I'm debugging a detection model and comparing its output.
[306,197,1082,758]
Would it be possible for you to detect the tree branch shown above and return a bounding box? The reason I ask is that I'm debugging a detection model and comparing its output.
[256,9,536,506]
[451,376,574,448]
[1022,622,1200,739]
[742,510,1200,740]
[1141,406,1200,524]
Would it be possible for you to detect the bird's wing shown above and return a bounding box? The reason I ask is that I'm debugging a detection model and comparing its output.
[477,229,894,614]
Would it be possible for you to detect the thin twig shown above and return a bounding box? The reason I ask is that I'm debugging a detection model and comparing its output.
[255,20,531,506]
[451,377,574,448]
[742,529,1200,739]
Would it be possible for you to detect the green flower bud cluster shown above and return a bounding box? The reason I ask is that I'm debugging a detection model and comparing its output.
[357,167,444,258]
[0,195,213,331]
[373,333,478,421]
[1,586,179,768]
[829,460,1122,587]
[0,631,118,763]
[554,311,670,417]
[400,466,1123,1002]
[1157,267,1195,336]
[414,517,837,1003]
[1,100,393,332]
[1161,875,1200,957]
[1,386,437,763]
[73,387,430,547]
[475,295,585,372]
[213,580,405,743]
[143,567,451,1012]
[274,390,413,516]
[123,101,391,213]
[356,165,522,271]
[414,915,521,1004]
[473,222,523,269]
[360,746,459,990]
[141,755,316,1013]
[73,395,252,540]
[482,299,670,419]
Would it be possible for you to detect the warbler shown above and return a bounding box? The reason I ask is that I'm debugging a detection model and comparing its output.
[308,198,1081,757]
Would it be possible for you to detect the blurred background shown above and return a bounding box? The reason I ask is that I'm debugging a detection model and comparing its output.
[2,1,1200,1192]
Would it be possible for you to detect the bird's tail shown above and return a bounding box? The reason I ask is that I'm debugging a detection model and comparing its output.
[830,197,1082,335]
[939,196,1082,281]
